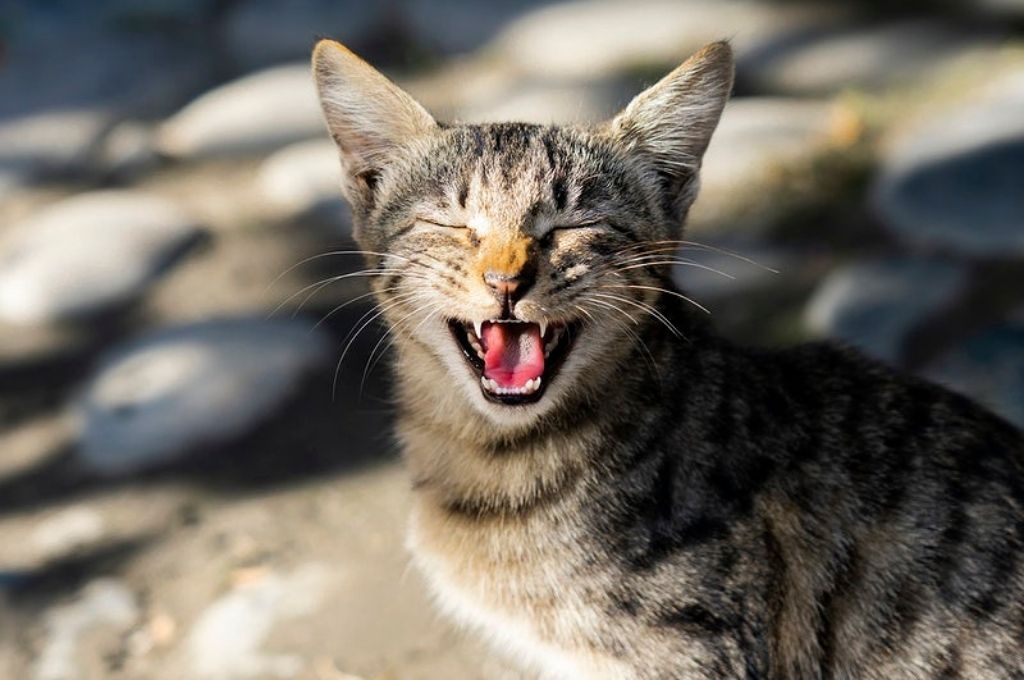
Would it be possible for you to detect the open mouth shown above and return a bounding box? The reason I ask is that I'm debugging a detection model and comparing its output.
[448,318,579,405]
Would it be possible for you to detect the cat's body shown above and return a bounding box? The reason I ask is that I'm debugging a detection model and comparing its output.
[311,40,1024,678]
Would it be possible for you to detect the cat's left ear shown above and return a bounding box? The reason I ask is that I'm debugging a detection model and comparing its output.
[608,41,734,219]
[312,39,436,209]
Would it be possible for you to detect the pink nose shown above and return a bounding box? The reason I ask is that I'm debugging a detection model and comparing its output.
[484,271,521,299]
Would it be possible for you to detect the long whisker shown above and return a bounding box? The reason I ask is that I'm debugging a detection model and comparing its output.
[590,291,682,338]
[614,239,779,273]
[265,249,420,292]
[603,283,711,315]
[266,268,427,319]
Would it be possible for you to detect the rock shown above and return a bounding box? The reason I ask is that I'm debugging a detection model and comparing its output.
[0,170,27,203]
[222,0,386,70]
[671,241,788,302]
[738,19,996,95]
[33,579,138,680]
[0,191,203,325]
[0,22,213,121]
[76,318,330,476]
[458,77,632,124]
[925,320,1024,428]
[804,258,967,364]
[255,139,347,227]
[405,0,550,55]
[871,69,1024,257]
[0,109,110,179]
[492,0,847,81]
[31,507,106,561]
[689,97,841,230]
[96,121,160,179]
[156,64,324,160]
[186,563,330,680]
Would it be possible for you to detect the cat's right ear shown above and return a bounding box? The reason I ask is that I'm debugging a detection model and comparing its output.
[312,39,436,208]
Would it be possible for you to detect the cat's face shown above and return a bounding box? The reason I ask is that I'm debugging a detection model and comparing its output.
[313,41,733,428]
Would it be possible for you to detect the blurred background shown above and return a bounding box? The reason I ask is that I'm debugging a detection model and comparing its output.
[0,0,1022,678]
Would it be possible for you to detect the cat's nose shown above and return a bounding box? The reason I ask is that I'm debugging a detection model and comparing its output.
[484,271,521,299]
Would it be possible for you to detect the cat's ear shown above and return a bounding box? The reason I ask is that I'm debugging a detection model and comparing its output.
[608,41,734,219]
[312,39,436,207]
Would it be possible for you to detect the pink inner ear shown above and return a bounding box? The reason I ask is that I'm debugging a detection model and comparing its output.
[481,322,545,388]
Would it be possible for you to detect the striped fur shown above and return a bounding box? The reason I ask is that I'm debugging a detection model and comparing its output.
[312,39,1024,679]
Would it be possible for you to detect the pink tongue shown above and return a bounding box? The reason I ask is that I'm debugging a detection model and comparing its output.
[481,322,545,388]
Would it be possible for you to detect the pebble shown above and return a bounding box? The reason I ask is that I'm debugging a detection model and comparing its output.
[871,69,1024,257]
[186,563,330,680]
[690,97,840,229]
[738,19,995,95]
[156,64,324,160]
[0,109,110,179]
[458,77,631,124]
[256,139,347,227]
[31,507,106,561]
[222,0,385,70]
[96,121,160,178]
[925,320,1024,428]
[76,318,330,476]
[493,0,847,81]
[0,191,203,325]
[33,579,138,680]
[803,258,968,364]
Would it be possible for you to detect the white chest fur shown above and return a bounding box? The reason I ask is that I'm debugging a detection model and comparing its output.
[406,501,636,680]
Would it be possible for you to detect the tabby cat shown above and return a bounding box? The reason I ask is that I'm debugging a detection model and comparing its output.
[311,39,1024,679]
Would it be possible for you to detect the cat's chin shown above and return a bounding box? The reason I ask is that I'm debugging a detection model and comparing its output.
[447,317,580,408]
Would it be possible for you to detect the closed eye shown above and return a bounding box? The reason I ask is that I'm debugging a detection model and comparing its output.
[550,220,604,232]
[418,218,466,229]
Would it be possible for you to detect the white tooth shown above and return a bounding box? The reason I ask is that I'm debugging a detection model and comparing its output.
[473,320,483,338]
[539,320,548,338]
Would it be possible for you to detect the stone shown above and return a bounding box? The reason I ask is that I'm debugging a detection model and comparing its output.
[804,258,967,364]
[689,97,841,229]
[186,563,330,680]
[96,121,160,178]
[0,191,203,325]
[492,0,847,81]
[925,320,1024,428]
[404,0,550,55]
[76,318,330,476]
[31,507,106,561]
[255,139,347,227]
[222,0,386,70]
[0,21,213,123]
[738,19,996,95]
[0,109,110,179]
[156,64,324,159]
[871,69,1024,257]
[33,579,138,680]
[458,77,631,124]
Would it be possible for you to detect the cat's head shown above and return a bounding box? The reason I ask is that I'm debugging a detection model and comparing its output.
[312,40,733,430]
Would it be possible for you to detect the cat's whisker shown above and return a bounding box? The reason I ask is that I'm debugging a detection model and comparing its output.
[579,295,640,327]
[266,249,424,293]
[361,303,444,396]
[577,301,661,381]
[590,291,682,338]
[266,268,425,319]
[614,239,779,274]
[359,303,434,396]
[309,286,408,331]
[602,283,711,315]
[608,259,737,280]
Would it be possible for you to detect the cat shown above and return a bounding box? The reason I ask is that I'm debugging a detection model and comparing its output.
[311,38,1024,679]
